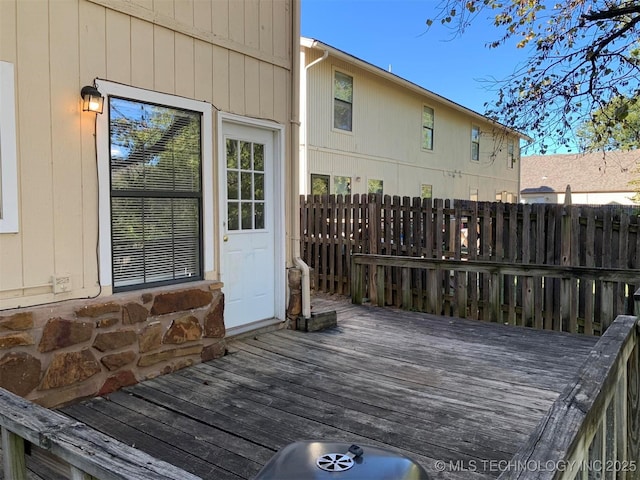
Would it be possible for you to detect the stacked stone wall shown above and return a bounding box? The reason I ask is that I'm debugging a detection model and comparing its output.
[0,282,225,407]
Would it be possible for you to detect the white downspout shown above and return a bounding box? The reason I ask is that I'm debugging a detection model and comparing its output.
[300,45,329,197]
[294,44,329,320]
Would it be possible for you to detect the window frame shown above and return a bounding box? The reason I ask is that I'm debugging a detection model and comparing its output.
[333,69,353,133]
[421,106,434,151]
[334,175,352,195]
[225,139,267,232]
[367,179,383,195]
[471,125,480,161]
[95,80,213,290]
[310,173,330,195]
[0,61,19,233]
[507,139,517,169]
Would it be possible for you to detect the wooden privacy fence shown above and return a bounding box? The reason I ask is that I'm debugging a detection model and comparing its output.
[301,194,640,333]
[0,387,198,480]
[301,194,640,296]
[352,254,639,335]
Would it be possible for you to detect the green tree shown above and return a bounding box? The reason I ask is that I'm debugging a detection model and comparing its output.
[427,1,640,153]
[576,94,640,203]
[577,95,640,151]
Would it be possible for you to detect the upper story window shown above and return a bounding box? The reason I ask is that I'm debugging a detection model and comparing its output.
[508,139,516,169]
[333,71,353,131]
[471,126,480,161]
[109,97,203,291]
[0,61,19,233]
[422,106,434,150]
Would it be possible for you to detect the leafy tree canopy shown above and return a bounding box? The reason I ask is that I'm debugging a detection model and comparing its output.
[577,94,640,151]
[427,0,640,153]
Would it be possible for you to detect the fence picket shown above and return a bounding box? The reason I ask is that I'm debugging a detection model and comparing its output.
[302,194,640,335]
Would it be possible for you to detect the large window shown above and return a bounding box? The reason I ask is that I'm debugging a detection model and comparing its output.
[0,61,18,233]
[422,106,434,150]
[334,71,353,131]
[471,125,480,161]
[109,97,202,290]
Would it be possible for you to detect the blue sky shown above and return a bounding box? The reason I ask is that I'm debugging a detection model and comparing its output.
[301,0,546,148]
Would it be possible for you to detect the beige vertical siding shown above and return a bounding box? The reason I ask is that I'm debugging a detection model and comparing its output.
[304,51,521,201]
[0,0,294,309]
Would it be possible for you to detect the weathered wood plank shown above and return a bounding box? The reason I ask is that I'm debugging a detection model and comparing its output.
[2,427,27,480]
[497,315,638,480]
[59,404,233,480]
[0,388,199,480]
[48,295,609,480]
[351,255,640,283]
[74,398,262,478]
[627,342,640,465]
[225,340,545,432]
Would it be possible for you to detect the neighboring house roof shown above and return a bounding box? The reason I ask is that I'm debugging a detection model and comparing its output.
[301,37,531,142]
[520,151,640,194]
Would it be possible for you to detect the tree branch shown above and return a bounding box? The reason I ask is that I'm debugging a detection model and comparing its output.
[582,4,640,21]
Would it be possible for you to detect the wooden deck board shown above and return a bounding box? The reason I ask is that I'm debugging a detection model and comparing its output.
[59,294,599,479]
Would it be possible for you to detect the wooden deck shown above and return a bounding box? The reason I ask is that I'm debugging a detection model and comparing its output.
[58,294,599,479]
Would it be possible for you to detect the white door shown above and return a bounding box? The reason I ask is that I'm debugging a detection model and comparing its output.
[221,123,276,330]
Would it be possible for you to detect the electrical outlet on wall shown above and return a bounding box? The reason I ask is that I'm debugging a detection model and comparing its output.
[52,275,71,294]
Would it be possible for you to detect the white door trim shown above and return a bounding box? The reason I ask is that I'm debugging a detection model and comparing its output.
[217,112,286,324]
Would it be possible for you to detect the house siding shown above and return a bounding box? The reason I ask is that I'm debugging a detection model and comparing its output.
[0,0,294,310]
[0,0,297,405]
[302,42,522,200]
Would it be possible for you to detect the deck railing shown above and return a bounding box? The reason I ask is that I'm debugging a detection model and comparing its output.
[351,254,640,335]
[0,387,200,480]
[498,312,640,480]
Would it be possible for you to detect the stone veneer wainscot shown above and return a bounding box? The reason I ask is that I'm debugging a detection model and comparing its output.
[0,282,225,408]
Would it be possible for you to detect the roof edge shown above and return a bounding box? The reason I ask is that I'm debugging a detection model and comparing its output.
[301,36,532,142]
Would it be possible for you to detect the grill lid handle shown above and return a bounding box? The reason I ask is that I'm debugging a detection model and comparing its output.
[347,444,364,459]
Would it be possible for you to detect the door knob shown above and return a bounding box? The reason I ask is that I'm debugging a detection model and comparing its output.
[223,235,229,242]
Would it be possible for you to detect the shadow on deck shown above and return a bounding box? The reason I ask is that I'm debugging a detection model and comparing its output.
[53,294,602,479]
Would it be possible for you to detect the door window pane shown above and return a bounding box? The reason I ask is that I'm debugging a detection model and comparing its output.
[226,139,267,231]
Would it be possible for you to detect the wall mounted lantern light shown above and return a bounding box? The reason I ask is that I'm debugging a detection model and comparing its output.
[80,85,104,114]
